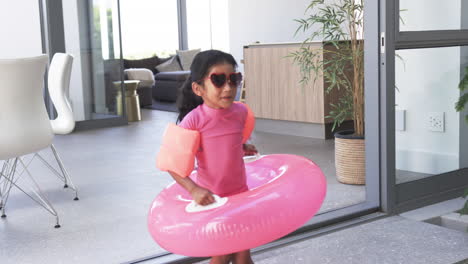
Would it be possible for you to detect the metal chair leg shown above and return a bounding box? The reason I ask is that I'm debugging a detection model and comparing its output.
[1,158,60,228]
[1,159,18,217]
[35,144,79,201]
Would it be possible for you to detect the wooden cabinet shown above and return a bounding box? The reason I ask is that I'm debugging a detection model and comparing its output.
[243,42,343,125]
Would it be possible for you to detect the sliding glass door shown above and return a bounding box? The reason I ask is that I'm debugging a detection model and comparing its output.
[35,1,388,263]
[382,0,468,212]
[60,0,127,128]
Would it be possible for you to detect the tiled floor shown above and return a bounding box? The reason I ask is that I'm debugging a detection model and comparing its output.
[248,215,468,264]
[190,200,468,264]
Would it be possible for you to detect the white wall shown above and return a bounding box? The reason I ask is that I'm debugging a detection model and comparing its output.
[0,0,43,58]
[0,0,86,121]
[228,0,313,71]
[210,0,230,52]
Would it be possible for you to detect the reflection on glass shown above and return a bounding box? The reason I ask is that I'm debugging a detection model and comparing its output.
[399,0,468,31]
[65,0,124,121]
[88,0,122,119]
[395,46,468,184]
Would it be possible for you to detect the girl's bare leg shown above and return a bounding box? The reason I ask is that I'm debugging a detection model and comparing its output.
[210,254,232,264]
[232,250,254,264]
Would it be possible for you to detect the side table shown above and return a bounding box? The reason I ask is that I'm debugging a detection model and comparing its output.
[113,80,141,122]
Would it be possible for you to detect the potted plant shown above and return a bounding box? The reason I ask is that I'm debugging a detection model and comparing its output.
[291,0,365,184]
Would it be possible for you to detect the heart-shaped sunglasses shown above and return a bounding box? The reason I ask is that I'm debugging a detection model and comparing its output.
[199,72,243,88]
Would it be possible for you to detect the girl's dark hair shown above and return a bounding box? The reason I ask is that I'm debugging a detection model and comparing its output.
[176,50,237,123]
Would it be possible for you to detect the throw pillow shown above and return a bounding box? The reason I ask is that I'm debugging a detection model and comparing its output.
[123,56,161,74]
[155,56,183,72]
[176,49,201,71]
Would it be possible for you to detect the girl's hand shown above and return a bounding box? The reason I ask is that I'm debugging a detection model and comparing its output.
[243,144,258,156]
[190,186,216,206]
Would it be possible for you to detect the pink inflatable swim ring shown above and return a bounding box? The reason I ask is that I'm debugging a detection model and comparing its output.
[147,154,327,257]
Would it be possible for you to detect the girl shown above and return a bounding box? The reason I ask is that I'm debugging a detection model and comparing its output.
[169,50,257,264]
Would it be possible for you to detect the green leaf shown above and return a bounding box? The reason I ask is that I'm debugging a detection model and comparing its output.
[460,188,468,217]
[459,200,468,216]
[463,188,468,199]
[455,93,468,112]
[459,77,468,92]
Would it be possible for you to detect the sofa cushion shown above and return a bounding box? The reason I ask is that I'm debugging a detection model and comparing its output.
[155,71,190,81]
[176,49,200,71]
[155,56,183,72]
[124,68,155,88]
[123,56,161,74]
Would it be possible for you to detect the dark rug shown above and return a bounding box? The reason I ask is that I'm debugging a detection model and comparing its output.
[143,99,178,112]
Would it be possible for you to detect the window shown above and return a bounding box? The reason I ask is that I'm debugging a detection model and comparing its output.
[120,0,179,58]
[186,0,229,51]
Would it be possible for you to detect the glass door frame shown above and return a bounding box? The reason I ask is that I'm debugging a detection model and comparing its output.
[381,0,468,213]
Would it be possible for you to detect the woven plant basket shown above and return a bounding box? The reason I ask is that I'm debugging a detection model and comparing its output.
[334,130,365,185]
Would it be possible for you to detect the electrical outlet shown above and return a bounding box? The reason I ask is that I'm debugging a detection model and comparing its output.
[427,112,444,132]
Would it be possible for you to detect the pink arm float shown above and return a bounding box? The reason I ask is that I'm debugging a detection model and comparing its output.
[234,102,255,143]
[156,123,200,177]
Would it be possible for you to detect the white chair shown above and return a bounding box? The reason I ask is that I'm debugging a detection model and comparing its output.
[0,55,61,227]
[31,53,79,201]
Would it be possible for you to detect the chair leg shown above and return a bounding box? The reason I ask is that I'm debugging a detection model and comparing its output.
[1,159,18,217]
[2,157,35,211]
[1,158,61,228]
[1,161,6,210]
[35,144,79,201]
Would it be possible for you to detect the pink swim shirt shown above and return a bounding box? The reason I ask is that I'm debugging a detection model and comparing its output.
[179,103,248,196]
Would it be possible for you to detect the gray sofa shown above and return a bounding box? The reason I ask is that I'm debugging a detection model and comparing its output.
[153,71,190,102]
[123,56,189,104]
